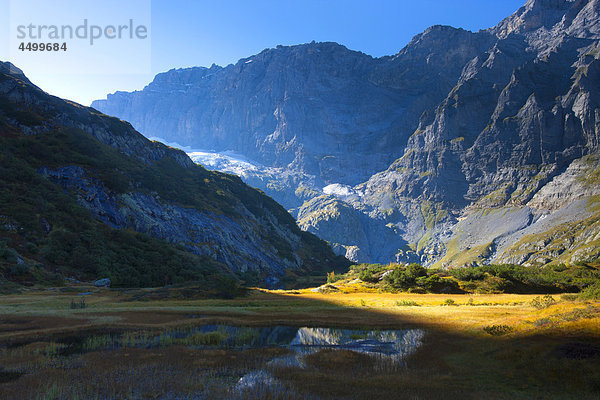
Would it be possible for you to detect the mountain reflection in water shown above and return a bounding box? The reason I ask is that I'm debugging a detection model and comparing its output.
[232,326,426,393]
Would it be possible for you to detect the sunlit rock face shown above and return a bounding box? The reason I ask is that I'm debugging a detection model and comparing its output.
[93,0,600,267]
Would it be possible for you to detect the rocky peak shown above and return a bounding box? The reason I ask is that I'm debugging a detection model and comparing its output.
[228,41,375,83]
[147,64,223,90]
[0,62,26,80]
[490,0,577,39]
[565,0,600,37]
[0,62,41,95]
[489,0,600,50]
[400,25,474,50]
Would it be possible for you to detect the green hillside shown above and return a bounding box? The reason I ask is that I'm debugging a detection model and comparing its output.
[0,62,348,292]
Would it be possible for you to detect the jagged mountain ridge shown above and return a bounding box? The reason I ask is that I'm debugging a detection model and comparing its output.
[93,30,489,187]
[356,0,600,265]
[0,61,346,288]
[93,0,600,267]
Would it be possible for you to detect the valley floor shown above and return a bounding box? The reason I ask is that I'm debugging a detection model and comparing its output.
[0,287,598,399]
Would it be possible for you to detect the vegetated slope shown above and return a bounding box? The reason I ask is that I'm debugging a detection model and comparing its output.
[0,62,347,289]
[93,0,600,268]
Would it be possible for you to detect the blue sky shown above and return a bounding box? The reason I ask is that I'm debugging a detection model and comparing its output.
[1,0,526,105]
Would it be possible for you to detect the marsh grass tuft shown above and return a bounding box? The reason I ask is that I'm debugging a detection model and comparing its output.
[34,342,68,357]
[530,294,556,309]
[69,298,87,309]
[395,300,421,307]
[82,334,116,352]
[483,324,513,336]
[443,298,456,306]
[560,294,579,302]
[74,326,267,354]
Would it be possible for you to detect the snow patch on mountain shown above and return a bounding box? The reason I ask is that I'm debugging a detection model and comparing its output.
[149,136,261,175]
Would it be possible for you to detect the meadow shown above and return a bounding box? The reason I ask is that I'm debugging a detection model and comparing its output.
[0,284,598,399]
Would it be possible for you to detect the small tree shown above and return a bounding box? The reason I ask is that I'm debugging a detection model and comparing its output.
[327,271,336,283]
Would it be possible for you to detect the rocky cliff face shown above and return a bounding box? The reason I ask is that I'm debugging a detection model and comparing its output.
[355,0,600,265]
[93,33,488,187]
[0,61,346,287]
[93,0,600,267]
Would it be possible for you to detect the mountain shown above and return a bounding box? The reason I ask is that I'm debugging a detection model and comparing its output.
[92,32,489,188]
[0,61,346,290]
[93,0,600,268]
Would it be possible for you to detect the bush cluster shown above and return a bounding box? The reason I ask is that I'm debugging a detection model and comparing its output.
[384,264,461,294]
[483,324,513,336]
[579,283,600,300]
[348,260,600,295]
[530,294,556,309]
[351,263,462,294]
[448,263,600,294]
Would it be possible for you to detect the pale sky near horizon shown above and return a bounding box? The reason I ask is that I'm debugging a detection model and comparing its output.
[0,0,526,106]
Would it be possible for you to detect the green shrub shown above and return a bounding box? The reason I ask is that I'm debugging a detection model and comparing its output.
[449,267,485,281]
[530,294,556,309]
[560,294,579,301]
[443,298,456,306]
[0,247,17,263]
[406,263,427,277]
[359,269,379,283]
[421,275,461,294]
[395,300,421,307]
[384,263,426,290]
[580,283,600,300]
[24,241,38,254]
[449,263,598,294]
[215,276,245,299]
[483,324,513,336]
[326,271,338,283]
[384,267,415,290]
[9,262,29,276]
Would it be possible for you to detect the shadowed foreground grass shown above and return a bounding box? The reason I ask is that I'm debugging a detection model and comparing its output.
[0,287,598,399]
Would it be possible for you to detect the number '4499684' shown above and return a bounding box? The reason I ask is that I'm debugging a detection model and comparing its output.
[18,42,67,52]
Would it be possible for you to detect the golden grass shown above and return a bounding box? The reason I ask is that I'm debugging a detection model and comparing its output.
[0,288,598,339]
[263,289,600,337]
[0,287,599,399]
